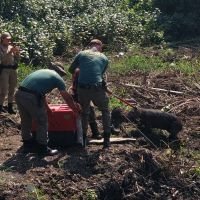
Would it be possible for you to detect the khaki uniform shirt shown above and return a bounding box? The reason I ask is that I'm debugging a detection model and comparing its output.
[0,44,19,65]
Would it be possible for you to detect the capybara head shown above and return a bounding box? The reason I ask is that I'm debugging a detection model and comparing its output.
[127,107,141,121]
[111,107,127,128]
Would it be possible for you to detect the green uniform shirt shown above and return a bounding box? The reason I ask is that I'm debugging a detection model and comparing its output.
[20,69,66,95]
[69,49,108,84]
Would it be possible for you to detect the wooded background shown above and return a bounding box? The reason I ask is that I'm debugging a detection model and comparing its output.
[0,0,199,64]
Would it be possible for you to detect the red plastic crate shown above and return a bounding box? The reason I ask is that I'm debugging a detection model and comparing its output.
[32,104,79,147]
[32,104,77,132]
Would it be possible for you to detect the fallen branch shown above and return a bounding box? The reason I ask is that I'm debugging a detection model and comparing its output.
[89,137,136,145]
[0,113,20,129]
[120,83,184,95]
[168,97,200,114]
[194,82,200,90]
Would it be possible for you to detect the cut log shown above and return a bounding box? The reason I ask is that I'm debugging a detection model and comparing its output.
[194,82,200,90]
[121,83,184,95]
[89,137,136,145]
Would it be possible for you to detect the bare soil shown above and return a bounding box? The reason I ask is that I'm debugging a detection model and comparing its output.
[0,69,199,200]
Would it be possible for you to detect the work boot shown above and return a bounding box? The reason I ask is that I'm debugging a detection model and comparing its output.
[22,138,37,153]
[0,105,6,113]
[103,132,111,149]
[37,144,58,156]
[8,103,16,114]
[90,122,102,139]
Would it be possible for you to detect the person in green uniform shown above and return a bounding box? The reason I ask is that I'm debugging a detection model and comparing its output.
[0,32,20,114]
[15,66,80,156]
[71,68,102,140]
[69,39,111,149]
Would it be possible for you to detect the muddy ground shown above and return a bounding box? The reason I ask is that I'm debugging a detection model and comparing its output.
[0,67,199,199]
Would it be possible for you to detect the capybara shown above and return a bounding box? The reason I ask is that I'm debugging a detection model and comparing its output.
[111,107,182,140]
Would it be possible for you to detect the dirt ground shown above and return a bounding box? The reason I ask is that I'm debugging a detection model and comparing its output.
[0,69,199,200]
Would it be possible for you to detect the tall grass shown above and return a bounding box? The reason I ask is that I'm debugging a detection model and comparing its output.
[17,47,200,85]
[110,48,200,78]
[17,63,37,83]
[110,55,166,74]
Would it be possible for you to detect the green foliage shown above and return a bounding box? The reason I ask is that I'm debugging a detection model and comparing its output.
[153,0,200,41]
[1,0,199,64]
[0,0,73,64]
[84,189,98,200]
[189,167,200,176]
[111,54,165,74]
[110,47,200,76]
[0,0,163,65]
[26,184,48,200]
[110,97,128,110]
[17,63,37,83]
[172,60,200,76]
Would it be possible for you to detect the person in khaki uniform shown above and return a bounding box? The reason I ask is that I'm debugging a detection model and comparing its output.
[0,32,20,114]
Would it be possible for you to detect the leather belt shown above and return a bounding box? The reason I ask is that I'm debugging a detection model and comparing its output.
[18,86,44,98]
[18,86,44,106]
[78,83,102,89]
[18,86,39,96]
[0,64,17,69]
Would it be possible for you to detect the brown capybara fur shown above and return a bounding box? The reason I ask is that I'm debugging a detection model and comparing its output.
[111,107,182,139]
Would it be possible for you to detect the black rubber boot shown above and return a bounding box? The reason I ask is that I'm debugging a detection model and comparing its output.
[0,105,3,113]
[90,122,102,139]
[37,144,58,156]
[103,132,111,149]
[0,105,6,113]
[8,103,16,114]
[22,138,37,153]
[83,133,88,148]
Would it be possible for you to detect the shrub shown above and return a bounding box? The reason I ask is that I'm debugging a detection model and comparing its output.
[0,0,163,64]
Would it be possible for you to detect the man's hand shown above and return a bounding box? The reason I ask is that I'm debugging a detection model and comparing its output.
[10,46,20,55]
[44,97,53,114]
[75,102,81,113]
[60,90,82,116]
[72,102,81,117]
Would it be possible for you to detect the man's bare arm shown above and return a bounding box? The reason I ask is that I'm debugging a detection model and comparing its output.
[59,90,81,114]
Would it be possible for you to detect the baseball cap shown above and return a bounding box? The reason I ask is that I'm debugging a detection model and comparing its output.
[1,32,12,40]
[49,62,67,77]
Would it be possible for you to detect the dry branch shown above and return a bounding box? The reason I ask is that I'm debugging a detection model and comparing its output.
[0,113,19,128]
[89,137,136,145]
[168,97,200,115]
[121,83,184,95]
[193,82,200,90]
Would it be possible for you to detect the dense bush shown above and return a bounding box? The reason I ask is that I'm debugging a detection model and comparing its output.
[3,0,200,64]
[0,0,200,64]
[153,0,200,41]
[0,0,72,64]
[0,0,162,64]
